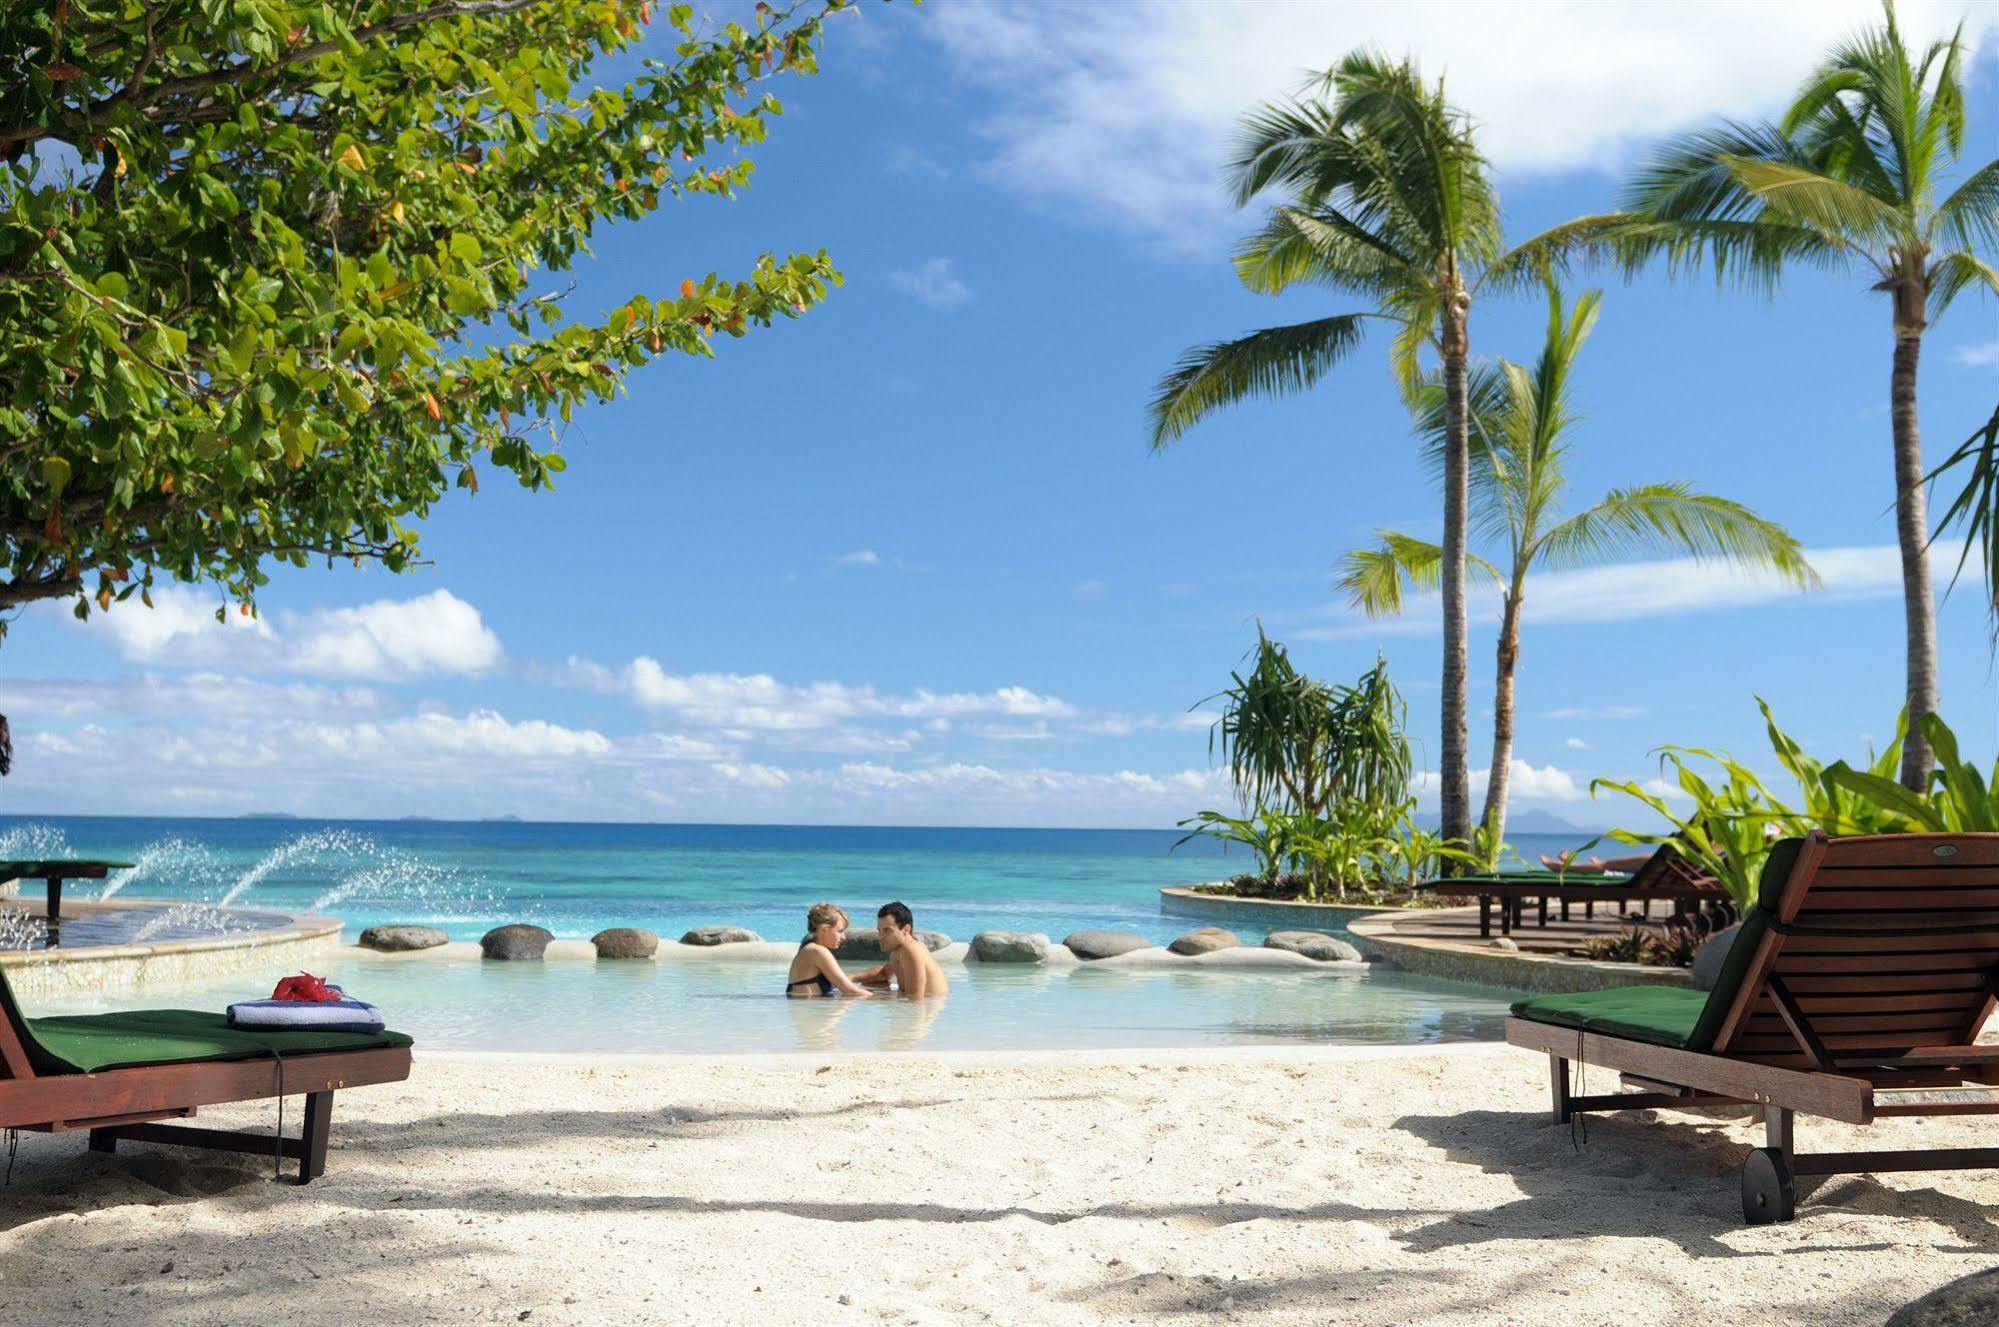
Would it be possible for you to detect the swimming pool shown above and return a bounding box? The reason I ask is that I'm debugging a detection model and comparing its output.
[19,950,1519,1055]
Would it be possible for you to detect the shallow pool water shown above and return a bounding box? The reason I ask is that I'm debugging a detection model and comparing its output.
[21,951,1520,1055]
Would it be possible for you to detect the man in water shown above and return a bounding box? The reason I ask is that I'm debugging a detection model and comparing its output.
[856,901,949,997]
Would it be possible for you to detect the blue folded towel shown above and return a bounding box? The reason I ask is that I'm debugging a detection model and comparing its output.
[228,985,385,1034]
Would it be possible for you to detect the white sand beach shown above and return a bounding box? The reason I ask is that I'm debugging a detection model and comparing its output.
[0,1044,1990,1326]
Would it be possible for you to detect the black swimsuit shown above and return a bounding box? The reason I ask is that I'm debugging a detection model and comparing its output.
[786,941,836,996]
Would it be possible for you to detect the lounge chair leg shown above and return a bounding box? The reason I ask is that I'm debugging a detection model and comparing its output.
[1585,901,1594,920]
[1479,897,1491,938]
[1765,1106,1793,1159]
[87,1129,116,1154]
[297,1091,333,1185]
[1549,1056,1572,1124]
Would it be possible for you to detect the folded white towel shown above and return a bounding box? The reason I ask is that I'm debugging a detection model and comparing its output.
[228,992,384,1033]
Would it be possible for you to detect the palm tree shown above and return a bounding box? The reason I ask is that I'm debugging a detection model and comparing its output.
[1147,51,1507,852]
[1337,284,1819,843]
[1531,2,1996,788]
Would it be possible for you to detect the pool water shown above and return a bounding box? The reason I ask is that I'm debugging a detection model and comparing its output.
[19,950,1519,1055]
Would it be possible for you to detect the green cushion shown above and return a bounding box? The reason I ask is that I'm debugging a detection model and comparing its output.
[20,1008,412,1075]
[1511,985,1710,1048]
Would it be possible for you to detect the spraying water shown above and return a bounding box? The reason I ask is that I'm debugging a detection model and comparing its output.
[217,829,374,907]
[98,837,216,900]
[0,822,73,862]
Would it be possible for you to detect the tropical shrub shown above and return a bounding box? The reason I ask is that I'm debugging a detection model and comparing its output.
[1591,701,1997,907]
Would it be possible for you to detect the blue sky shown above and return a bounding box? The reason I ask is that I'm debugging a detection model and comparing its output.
[4,0,1997,828]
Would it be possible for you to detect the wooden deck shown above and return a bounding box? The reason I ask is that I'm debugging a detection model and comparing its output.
[1375,897,1701,955]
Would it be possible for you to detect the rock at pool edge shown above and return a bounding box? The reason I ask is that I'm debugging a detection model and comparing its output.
[1169,927,1240,956]
[1264,930,1362,963]
[969,931,1051,963]
[481,923,554,960]
[591,927,659,959]
[358,924,449,953]
[1062,930,1155,960]
[680,925,764,946]
[838,930,951,961]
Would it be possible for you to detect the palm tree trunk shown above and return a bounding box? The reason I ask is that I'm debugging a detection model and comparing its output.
[1891,316,1938,791]
[1438,294,1473,852]
[1480,586,1523,845]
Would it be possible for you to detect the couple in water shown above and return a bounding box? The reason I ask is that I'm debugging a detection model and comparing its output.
[784,900,949,998]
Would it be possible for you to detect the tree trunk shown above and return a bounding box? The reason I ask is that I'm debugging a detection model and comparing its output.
[1438,293,1473,855]
[1891,313,1937,791]
[1480,585,1523,846]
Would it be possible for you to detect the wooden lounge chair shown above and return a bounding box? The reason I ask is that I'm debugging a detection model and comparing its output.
[0,964,411,1183]
[1507,831,1999,1222]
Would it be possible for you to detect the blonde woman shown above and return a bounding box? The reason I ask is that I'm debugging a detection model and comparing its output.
[785,902,872,998]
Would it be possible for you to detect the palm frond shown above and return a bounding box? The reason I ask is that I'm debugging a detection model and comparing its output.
[1928,251,1999,320]
[1624,120,1808,221]
[1531,482,1820,588]
[1724,156,1909,246]
[1147,315,1373,451]
[1925,400,1999,647]
[1232,204,1416,298]
[1930,156,1999,256]
[1338,530,1501,618]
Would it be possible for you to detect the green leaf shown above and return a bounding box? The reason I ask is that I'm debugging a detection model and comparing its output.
[95,273,129,301]
[449,233,483,264]
[42,456,72,496]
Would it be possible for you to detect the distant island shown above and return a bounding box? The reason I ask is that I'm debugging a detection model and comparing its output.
[484,814,524,822]
[238,812,301,821]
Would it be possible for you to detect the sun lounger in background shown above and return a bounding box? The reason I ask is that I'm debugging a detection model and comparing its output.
[1507,831,1999,1222]
[0,965,411,1183]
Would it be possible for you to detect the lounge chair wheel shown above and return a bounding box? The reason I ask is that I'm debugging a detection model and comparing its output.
[1741,1147,1795,1223]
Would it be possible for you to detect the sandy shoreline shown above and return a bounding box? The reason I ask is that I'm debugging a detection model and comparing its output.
[1,1044,1991,1325]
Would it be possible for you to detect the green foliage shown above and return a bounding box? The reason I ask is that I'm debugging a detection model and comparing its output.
[1205,632,1412,826]
[1590,700,1998,906]
[1147,48,1504,443]
[1928,401,1999,647]
[0,0,855,624]
[1379,827,1477,891]
[1185,639,1435,901]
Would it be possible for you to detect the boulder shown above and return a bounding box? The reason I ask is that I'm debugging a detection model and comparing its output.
[1264,930,1361,963]
[679,925,763,947]
[357,924,448,953]
[970,930,1051,963]
[1169,927,1240,956]
[1690,922,1742,991]
[591,927,658,960]
[1887,1268,1999,1327]
[1062,929,1155,961]
[838,930,951,961]
[1491,937,1519,952]
[480,924,552,960]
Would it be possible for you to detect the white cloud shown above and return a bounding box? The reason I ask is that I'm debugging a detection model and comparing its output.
[1296,543,1931,640]
[1412,758,1591,803]
[79,586,503,680]
[1564,737,1590,750]
[1953,340,1999,368]
[615,659,1078,732]
[889,257,971,307]
[1073,578,1108,600]
[924,0,1994,256]
[1545,705,1646,721]
[1,672,386,722]
[885,144,949,180]
[834,549,882,567]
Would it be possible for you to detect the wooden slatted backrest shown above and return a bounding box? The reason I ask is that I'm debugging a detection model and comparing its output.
[1712,832,1999,1069]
